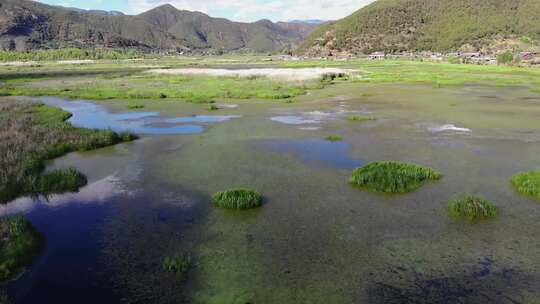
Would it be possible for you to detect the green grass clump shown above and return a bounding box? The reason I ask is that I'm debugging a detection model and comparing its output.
[127,103,144,109]
[37,168,87,195]
[347,115,375,122]
[511,170,540,199]
[325,135,344,141]
[212,188,263,210]
[0,216,43,282]
[350,161,442,193]
[162,253,191,276]
[448,195,498,220]
[208,104,219,111]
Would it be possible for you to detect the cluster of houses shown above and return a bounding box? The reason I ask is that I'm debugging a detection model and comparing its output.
[366,51,540,65]
[277,51,540,66]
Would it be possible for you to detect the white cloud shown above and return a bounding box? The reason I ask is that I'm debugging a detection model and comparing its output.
[126,0,376,22]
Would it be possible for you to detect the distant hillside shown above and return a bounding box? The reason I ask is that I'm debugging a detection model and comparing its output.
[0,0,317,53]
[298,0,540,56]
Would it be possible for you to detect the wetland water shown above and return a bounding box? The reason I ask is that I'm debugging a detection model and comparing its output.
[4,83,540,303]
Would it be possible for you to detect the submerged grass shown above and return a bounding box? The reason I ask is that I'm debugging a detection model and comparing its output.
[350,161,442,193]
[0,215,43,282]
[212,188,263,210]
[511,170,540,200]
[0,100,136,203]
[162,253,192,278]
[448,194,498,220]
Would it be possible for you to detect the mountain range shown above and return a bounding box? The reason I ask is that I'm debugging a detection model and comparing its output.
[299,0,540,56]
[0,0,318,53]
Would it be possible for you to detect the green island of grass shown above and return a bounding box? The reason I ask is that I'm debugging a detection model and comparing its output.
[347,115,375,123]
[325,135,344,142]
[0,100,137,204]
[511,171,540,200]
[0,216,43,282]
[350,161,442,193]
[212,188,263,210]
[447,195,498,220]
[162,253,192,278]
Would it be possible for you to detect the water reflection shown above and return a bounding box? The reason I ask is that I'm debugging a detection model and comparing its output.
[0,174,125,216]
[258,139,364,169]
[40,97,241,135]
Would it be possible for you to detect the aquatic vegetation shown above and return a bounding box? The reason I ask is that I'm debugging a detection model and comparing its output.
[127,103,145,109]
[0,100,137,203]
[0,289,8,304]
[208,104,219,111]
[162,253,192,277]
[447,195,498,220]
[511,170,540,200]
[325,135,344,142]
[37,168,87,195]
[0,216,43,282]
[350,161,442,193]
[347,115,375,122]
[212,188,263,210]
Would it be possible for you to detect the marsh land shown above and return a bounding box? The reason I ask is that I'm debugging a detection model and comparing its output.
[1,56,540,303]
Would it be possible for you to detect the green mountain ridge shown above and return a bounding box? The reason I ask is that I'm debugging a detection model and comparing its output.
[298,0,540,55]
[0,0,317,53]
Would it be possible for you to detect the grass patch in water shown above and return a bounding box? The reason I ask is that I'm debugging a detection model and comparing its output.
[0,101,137,203]
[212,188,263,210]
[0,216,43,282]
[447,194,498,220]
[348,115,375,122]
[511,170,540,200]
[127,103,144,109]
[325,135,344,142]
[208,104,219,111]
[350,161,442,193]
[162,253,191,277]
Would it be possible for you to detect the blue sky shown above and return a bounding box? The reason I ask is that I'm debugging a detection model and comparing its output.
[36,0,374,22]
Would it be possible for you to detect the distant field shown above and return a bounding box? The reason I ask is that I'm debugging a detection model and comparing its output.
[0,57,539,102]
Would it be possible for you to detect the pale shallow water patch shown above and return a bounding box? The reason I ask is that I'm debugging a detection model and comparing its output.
[428,124,472,133]
[146,68,356,81]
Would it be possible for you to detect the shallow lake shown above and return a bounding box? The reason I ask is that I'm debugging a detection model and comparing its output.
[4,83,540,303]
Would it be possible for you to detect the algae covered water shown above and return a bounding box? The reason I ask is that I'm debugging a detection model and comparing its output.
[3,82,540,304]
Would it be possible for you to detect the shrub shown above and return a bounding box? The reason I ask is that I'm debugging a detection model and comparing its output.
[447,194,498,220]
[162,253,191,276]
[325,135,344,141]
[0,216,43,282]
[511,170,540,199]
[212,188,263,210]
[350,161,442,193]
[497,51,514,65]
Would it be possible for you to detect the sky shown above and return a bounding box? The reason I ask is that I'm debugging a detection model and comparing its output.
[35,0,375,22]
